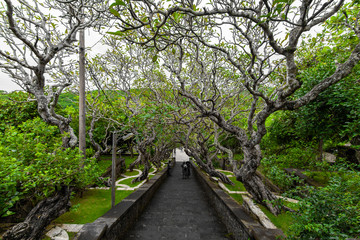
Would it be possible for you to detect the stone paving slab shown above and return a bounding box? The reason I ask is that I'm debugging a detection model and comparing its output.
[59,224,84,232]
[123,162,230,240]
[46,226,69,240]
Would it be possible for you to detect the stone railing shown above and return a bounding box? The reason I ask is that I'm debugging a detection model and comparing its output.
[75,159,175,240]
[191,162,285,240]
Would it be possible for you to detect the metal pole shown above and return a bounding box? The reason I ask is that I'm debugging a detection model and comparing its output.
[79,21,86,158]
[111,132,117,208]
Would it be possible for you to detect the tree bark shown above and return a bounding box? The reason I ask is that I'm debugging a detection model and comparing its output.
[184,148,234,185]
[241,174,281,215]
[3,186,71,240]
[132,162,150,183]
[35,93,77,148]
[318,138,324,161]
[236,145,282,215]
[129,153,142,171]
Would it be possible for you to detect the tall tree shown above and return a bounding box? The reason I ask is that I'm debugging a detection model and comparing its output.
[0,1,108,238]
[0,0,108,147]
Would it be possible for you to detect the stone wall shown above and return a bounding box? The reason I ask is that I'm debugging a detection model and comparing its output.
[191,162,285,240]
[75,159,174,240]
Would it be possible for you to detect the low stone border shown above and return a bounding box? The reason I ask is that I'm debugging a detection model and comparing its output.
[74,159,175,240]
[191,162,285,240]
[242,196,277,229]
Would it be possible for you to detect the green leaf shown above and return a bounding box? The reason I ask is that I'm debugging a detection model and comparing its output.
[107,31,123,36]
[111,0,126,7]
[109,7,120,17]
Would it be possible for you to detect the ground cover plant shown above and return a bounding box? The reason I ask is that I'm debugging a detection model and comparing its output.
[123,170,141,177]
[229,194,243,205]
[53,189,133,224]
[288,175,360,239]
[258,204,295,236]
[118,178,144,188]
[224,177,247,192]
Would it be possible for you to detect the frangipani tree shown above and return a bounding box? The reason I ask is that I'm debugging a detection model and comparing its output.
[86,38,177,181]
[0,0,108,147]
[110,0,360,215]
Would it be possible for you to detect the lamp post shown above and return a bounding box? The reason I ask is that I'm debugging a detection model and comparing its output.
[79,15,86,158]
[111,132,134,207]
[111,132,117,208]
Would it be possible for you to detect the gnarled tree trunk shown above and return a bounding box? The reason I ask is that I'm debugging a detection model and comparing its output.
[236,145,282,216]
[129,152,141,171]
[132,162,150,183]
[3,186,71,240]
[185,147,234,185]
[35,92,77,148]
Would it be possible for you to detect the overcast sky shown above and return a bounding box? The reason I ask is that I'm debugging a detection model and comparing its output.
[0,72,20,91]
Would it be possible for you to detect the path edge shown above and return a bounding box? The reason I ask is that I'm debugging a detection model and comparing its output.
[74,158,175,240]
[191,162,285,240]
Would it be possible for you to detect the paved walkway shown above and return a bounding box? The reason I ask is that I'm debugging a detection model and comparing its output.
[123,153,230,240]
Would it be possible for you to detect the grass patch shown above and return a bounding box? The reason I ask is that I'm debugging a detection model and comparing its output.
[283,201,299,211]
[123,170,140,177]
[123,155,138,167]
[224,177,246,191]
[53,189,133,224]
[97,159,112,174]
[118,177,144,188]
[217,169,234,176]
[258,204,295,236]
[68,232,76,239]
[302,171,342,185]
[229,193,244,204]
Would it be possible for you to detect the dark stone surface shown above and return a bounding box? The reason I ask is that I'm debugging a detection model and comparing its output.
[77,222,107,240]
[123,163,230,240]
[328,145,360,166]
[76,160,173,240]
[77,156,283,240]
[192,162,285,240]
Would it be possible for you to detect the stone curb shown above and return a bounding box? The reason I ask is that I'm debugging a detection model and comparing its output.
[191,162,285,240]
[74,159,175,240]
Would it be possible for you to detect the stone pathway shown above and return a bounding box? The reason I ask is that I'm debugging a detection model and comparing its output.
[122,154,230,239]
[47,149,295,239]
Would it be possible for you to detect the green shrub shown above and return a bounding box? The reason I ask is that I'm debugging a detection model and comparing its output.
[289,175,360,239]
[0,91,38,131]
[0,118,101,217]
[53,189,133,224]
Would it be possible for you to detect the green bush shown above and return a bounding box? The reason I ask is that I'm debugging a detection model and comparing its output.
[262,146,318,170]
[266,165,303,191]
[0,91,38,132]
[0,118,101,217]
[289,175,360,239]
